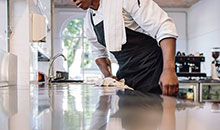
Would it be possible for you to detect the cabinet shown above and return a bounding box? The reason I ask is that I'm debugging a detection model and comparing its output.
[179,82,199,102]
[200,82,220,102]
[179,80,220,102]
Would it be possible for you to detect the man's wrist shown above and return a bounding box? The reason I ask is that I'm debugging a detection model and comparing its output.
[104,73,113,78]
[163,65,175,72]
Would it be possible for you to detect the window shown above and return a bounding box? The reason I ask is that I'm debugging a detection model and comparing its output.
[62,18,102,80]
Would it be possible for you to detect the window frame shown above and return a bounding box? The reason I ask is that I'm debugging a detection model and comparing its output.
[61,14,101,80]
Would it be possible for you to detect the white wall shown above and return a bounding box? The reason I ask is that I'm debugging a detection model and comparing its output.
[10,0,30,86]
[165,8,188,53]
[0,0,8,52]
[188,0,220,76]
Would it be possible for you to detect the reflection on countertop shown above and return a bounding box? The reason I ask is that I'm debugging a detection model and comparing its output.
[0,84,220,130]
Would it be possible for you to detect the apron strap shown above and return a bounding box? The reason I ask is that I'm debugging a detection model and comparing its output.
[90,12,95,27]
[137,0,141,8]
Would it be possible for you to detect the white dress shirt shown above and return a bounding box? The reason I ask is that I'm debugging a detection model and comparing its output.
[84,0,178,60]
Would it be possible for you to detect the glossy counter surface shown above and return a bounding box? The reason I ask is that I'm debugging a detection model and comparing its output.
[0,84,220,130]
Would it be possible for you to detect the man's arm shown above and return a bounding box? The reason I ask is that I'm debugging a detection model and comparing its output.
[83,12,115,79]
[159,38,179,96]
[96,58,118,80]
[124,0,179,96]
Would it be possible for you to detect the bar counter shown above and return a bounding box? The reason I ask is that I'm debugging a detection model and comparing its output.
[0,84,220,130]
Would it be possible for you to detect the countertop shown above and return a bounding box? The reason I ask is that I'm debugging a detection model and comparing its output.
[179,79,220,83]
[0,84,220,130]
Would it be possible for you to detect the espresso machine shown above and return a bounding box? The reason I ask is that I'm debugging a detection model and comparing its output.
[211,47,220,80]
[175,52,206,79]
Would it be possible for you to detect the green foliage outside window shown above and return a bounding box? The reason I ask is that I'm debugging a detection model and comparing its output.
[62,18,92,69]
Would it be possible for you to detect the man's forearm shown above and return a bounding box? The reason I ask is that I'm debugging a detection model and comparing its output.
[160,38,176,71]
[159,38,179,96]
[95,58,112,77]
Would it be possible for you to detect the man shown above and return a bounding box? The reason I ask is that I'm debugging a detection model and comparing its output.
[72,0,179,96]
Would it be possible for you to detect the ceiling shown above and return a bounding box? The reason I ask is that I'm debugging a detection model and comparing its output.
[54,0,200,8]
[154,0,200,8]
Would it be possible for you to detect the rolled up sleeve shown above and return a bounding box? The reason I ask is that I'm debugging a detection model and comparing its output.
[84,12,108,60]
[124,0,178,45]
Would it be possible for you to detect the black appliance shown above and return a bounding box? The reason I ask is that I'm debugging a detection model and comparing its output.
[175,56,206,78]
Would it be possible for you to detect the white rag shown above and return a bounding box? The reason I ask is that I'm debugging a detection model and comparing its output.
[102,0,127,52]
[95,77,134,90]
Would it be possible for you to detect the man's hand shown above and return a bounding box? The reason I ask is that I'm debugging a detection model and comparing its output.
[108,75,119,81]
[159,69,179,96]
[159,38,179,96]
[95,58,120,80]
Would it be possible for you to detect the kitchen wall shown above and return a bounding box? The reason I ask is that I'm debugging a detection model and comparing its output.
[8,2,31,129]
[10,0,30,86]
[165,8,188,53]
[165,0,220,76]
[0,0,8,52]
[188,0,220,76]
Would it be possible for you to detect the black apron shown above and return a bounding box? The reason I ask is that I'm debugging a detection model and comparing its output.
[90,13,163,94]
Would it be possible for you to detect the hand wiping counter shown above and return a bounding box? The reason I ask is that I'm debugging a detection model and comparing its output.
[95,77,134,90]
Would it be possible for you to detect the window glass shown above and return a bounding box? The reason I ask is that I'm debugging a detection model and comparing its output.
[62,18,101,80]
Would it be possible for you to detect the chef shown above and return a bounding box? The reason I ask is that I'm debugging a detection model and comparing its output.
[72,0,179,96]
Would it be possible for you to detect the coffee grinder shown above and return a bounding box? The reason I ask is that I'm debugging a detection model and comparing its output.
[211,47,220,80]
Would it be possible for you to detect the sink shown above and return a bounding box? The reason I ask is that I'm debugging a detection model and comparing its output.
[49,80,96,86]
[51,80,84,83]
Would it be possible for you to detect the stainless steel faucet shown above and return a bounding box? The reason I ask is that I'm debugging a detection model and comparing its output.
[48,53,67,83]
